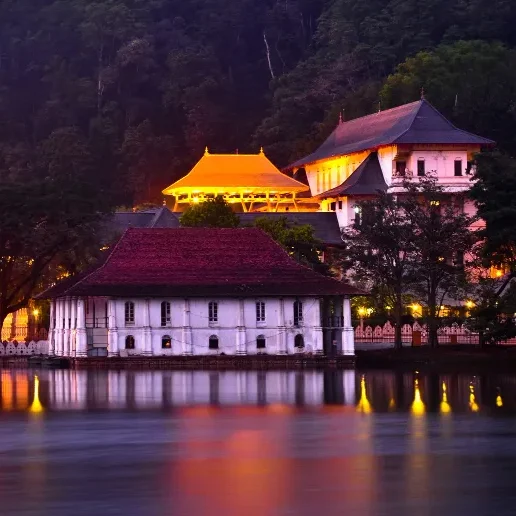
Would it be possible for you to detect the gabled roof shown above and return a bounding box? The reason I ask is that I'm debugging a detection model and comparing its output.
[238,212,343,246]
[318,152,388,198]
[288,100,495,169]
[163,150,308,194]
[39,228,362,298]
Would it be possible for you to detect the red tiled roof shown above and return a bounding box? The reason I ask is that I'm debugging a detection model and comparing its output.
[39,228,363,298]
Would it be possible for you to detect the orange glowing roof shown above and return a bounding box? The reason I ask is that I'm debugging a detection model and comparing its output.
[162,149,309,195]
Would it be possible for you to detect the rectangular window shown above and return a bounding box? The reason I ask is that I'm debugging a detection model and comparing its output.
[256,301,265,323]
[209,302,218,323]
[417,160,425,177]
[330,202,336,211]
[294,301,303,326]
[454,160,463,176]
[125,302,135,326]
[338,201,343,210]
[466,161,473,175]
[161,301,171,327]
[395,161,406,177]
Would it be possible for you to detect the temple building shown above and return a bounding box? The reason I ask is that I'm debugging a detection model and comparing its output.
[287,99,494,228]
[162,148,310,212]
[40,228,362,358]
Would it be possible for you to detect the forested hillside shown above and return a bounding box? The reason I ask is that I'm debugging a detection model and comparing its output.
[1,0,516,205]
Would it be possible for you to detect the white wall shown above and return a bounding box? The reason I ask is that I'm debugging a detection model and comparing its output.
[113,297,324,356]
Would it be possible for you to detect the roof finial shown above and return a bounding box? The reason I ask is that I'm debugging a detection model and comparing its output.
[420,86,425,100]
[338,111,343,125]
[162,198,166,206]
[378,101,381,113]
[259,146,264,154]
[236,148,239,154]
[204,146,209,155]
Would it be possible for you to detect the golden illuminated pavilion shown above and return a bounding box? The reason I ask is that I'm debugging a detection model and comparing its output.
[162,148,309,212]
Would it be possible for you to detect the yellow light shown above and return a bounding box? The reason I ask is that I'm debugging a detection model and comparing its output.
[411,303,422,316]
[29,375,43,414]
[465,300,475,309]
[495,269,503,278]
[469,384,479,413]
[385,305,392,311]
[356,375,372,414]
[496,394,503,408]
[411,378,426,416]
[32,309,39,317]
[440,382,451,414]
[192,197,200,204]
[358,307,367,317]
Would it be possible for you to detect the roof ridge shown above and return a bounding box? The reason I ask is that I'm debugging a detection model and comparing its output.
[58,229,130,296]
[389,100,425,143]
[338,100,422,127]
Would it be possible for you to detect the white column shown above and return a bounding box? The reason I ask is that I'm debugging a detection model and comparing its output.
[63,298,71,357]
[107,299,119,357]
[48,300,55,356]
[142,299,152,356]
[342,296,354,355]
[277,298,287,354]
[312,298,324,354]
[70,297,77,356]
[56,298,64,356]
[181,299,193,355]
[235,299,246,354]
[76,298,88,357]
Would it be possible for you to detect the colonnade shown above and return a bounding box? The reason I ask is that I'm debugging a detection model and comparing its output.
[49,297,87,357]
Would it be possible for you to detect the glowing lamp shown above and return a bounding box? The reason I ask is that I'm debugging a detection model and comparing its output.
[465,300,475,309]
[32,309,39,317]
[358,307,367,317]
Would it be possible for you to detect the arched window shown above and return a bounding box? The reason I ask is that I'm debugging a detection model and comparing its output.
[162,335,172,349]
[161,301,171,327]
[294,334,305,349]
[209,335,219,350]
[293,300,303,326]
[125,301,135,326]
[209,302,218,323]
[125,335,135,349]
[256,301,265,323]
[256,335,266,350]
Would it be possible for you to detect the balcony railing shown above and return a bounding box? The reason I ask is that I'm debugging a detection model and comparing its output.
[325,316,344,328]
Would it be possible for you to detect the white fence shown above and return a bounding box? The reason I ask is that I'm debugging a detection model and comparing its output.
[0,341,49,356]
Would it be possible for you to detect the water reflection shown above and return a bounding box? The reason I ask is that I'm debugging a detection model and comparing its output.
[0,369,516,414]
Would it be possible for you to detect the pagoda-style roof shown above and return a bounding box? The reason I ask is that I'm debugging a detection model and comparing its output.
[163,149,308,196]
[288,100,495,169]
[39,228,363,298]
[317,152,388,198]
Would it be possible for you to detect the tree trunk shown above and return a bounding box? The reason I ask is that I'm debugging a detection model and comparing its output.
[428,290,439,348]
[394,292,403,350]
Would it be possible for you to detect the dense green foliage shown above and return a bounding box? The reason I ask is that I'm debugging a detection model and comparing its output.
[2,0,516,207]
[180,196,240,227]
[252,216,329,274]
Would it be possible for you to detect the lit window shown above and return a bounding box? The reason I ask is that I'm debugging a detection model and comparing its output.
[256,301,265,323]
[125,302,135,326]
[294,334,305,348]
[256,335,266,349]
[209,302,218,323]
[293,301,303,326]
[125,335,135,349]
[161,301,171,327]
[454,160,463,176]
[417,160,425,177]
[430,200,440,206]
[161,335,172,349]
[209,335,219,350]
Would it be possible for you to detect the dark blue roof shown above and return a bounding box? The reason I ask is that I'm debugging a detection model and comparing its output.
[318,152,388,198]
[289,100,494,169]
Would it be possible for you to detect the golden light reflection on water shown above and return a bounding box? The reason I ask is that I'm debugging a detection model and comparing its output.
[29,375,44,414]
[440,382,451,415]
[469,383,479,413]
[356,375,372,414]
[411,378,426,416]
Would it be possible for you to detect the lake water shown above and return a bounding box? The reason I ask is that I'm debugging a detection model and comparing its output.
[1,368,516,515]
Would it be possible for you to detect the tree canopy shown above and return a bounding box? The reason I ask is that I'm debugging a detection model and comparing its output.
[180,196,240,228]
[1,0,516,207]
